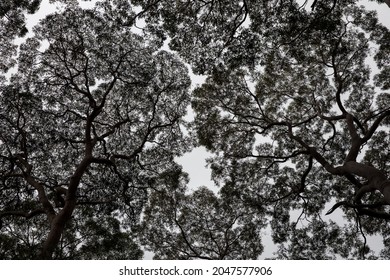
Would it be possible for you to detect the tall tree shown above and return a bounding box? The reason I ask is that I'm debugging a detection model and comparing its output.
[134,0,390,258]
[0,3,190,259]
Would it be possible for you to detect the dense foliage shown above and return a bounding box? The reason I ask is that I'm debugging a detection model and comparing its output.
[140,171,265,259]
[1,0,390,259]
[1,1,190,259]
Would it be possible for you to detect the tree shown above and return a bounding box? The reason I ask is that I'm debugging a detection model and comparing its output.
[134,0,390,258]
[2,0,390,260]
[0,3,190,259]
[139,171,265,259]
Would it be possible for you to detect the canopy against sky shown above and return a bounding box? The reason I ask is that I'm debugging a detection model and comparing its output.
[1,0,390,259]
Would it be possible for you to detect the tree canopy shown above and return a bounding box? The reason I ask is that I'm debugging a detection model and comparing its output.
[1,1,190,259]
[1,0,390,259]
[140,172,265,259]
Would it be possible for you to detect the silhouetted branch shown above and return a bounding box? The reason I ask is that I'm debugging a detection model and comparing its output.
[0,208,45,220]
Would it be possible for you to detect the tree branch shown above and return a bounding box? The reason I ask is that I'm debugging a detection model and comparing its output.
[325,199,387,216]
[0,208,45,220]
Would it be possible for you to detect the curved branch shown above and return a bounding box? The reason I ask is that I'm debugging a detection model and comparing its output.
[345,114,363,162]
[363,109,390,142]
[298,155,313,193]
[325,200,387,216]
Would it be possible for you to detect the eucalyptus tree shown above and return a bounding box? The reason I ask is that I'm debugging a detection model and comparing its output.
[0,3,190,259]
[134,0,390,258]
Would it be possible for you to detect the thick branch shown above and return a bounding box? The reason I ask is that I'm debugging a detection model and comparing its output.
[363,110,390,142]
[345,114,363,162]
[21,169,56,222]
[0,209,45,220]
[40,155,92,259]
[342,161,390,204]
[326,200,390,220]
[287,125,343,175]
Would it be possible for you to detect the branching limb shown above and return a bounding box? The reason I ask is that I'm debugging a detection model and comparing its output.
[173,205,212,260]
[326,199,388,216]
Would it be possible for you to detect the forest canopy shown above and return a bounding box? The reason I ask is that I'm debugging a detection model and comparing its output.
[1,0,390,259]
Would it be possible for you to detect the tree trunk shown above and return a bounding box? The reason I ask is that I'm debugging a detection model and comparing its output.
[40,214,69,259]
[39,157,90,259]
